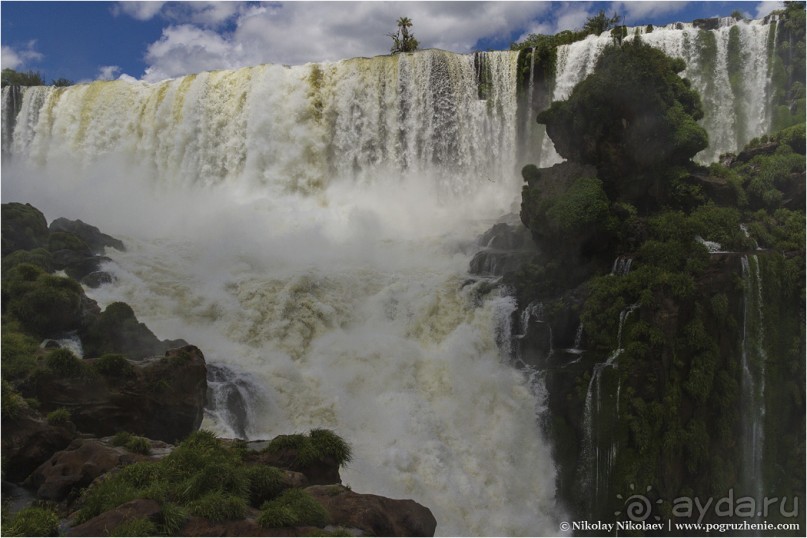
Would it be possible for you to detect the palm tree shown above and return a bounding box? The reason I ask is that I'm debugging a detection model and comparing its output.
[389,17,419,53]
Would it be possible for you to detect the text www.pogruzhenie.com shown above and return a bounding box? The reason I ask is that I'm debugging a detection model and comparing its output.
[560,520,801,534]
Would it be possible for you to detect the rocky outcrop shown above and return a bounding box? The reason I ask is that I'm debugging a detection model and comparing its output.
[49,218,125,254]
[1,407,76,482]
[67,499,163,537]
[26,438,153,501]
[469,221,538,277]
[28,346,207,443]
[307,485,437,537]
[1,202,49,255]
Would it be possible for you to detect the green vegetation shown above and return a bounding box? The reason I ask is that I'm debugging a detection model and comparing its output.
[768,2,806,131]
[537,39,707,208]
[45,348,89,377]
[258,488,330,528]
[46,407,71,425]
[389,17,419,53]
[93,354,135,379]
[74,429,341,531]
[111,431,152,455]
[1,380,28,419]
[1,68,44,87]
[264,428,353,467]
[2,264,84,337]
[109,517,158,536]
[4,506,59,536]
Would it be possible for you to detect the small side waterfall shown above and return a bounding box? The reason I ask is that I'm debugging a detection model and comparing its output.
[740,255,767,505]
[579,303,640,515]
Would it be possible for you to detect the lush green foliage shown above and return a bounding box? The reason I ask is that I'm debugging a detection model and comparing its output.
[537,40,707,207]
[94,353,135,378]
[4,506,59,536]
[45,348,88,377]
[1,68,44,87]
[258,488,330,528]
[74,429,347,530]
[264,428,353,467]
[2,263,84,337]
[1,380,28,419]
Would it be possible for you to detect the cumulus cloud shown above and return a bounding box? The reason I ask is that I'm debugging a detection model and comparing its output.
[113,1,166,21]
[97,65,122,80]
[755,1,784,18]
[1,41,43,70]
[140,1,554,80]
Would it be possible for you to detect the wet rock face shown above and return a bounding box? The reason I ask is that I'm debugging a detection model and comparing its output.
[48,217,125,254]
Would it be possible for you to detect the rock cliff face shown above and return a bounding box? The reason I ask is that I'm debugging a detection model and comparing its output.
[476,37,805,532]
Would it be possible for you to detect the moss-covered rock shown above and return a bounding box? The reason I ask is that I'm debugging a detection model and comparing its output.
[1,202,49,256]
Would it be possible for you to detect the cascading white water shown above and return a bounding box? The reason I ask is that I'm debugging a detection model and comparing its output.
[579,303,639,512]
[740,255,767,507]
[537,18,777,166]
[2,49,562,535]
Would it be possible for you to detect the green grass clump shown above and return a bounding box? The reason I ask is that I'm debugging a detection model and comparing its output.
[110,431,151,455]
[93,354,135,378]
[109,517,158,537]
[45,348,88,377]
[4,506,59,537]
[265,429,352,467]
[0,328,40,381]
[258,488,330,528]
[246,465,287,506]
[1,380,28,419]
[156,502,188,536]
[188,492,247,522]
[46,407,71,425]
[73,476,140,524]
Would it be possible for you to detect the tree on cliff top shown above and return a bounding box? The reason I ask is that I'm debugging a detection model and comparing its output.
[537,39,708,207]
[389,17,419,53]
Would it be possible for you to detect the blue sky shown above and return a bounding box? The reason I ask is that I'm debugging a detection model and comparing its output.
[1,1,785,83]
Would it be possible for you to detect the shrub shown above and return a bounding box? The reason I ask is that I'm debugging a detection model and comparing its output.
[45,348,87,377]
[258,488,330,528]
[4,506,59,537]
[46,407,71,425]
[1,247,54,273]
[265,429,352,468]
[73,476,139,524]
[157,502,188,536]
[111,431,151,455]
[1,380,28,419]
[5,267,84,337]
[0,328,40,380]
[109,517,159,537]
[246,465,287,506]
[188,492,247,521]
[94,354,135,378]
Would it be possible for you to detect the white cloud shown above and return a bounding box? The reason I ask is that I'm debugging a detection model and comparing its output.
[755,1,784,18]
[139,1,554,80]
[554,4,594,33]
[143,24,243,81]
[613,1,690,23]
[113,1,166,21]
[1,41,43,70]
[97,65,122,80]
[163,1,245,27]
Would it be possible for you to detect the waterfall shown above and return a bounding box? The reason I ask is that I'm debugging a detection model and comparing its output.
[1,49,560,536]
[611,256,633,276]
[740,255,767,506]
[538,18,777,166]
[579,303,639,514]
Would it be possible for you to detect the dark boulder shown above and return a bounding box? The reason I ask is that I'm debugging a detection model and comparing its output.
[28,346,207,443]
[81,301,187,360]
[693,17,720,30]
[307,484,437,537]
[67,499,162,537]
[1,407,76,482]
[26,438,149,501]
[1,202,49,256]
[49,217,125,254]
